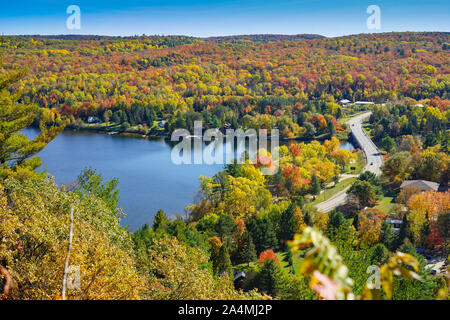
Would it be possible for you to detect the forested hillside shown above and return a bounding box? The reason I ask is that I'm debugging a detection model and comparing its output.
[0,32,449,300]
[1,32,448,137]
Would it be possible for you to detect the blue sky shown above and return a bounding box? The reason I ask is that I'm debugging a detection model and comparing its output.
[1,0,449,37]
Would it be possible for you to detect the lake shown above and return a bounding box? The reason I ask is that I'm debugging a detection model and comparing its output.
[25,128,353,230]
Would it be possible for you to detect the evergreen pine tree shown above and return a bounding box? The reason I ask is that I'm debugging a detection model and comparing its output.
[243,232,257,264]
[217,243,233,278]
[216,214,236,241]
[285,249,294,268]
[303,211,312,226]
[371,243,389,265]
[247,218,278,254]
[421,212,431,247]
[255,259,284,297]
[0,69,65,176]
[440,130,448,153]
[329,210,346,230]
[397,214,412,248]
[380,221,397,251]
[311,173,321,199]
[279,204,304,247]
[153,209,169,231]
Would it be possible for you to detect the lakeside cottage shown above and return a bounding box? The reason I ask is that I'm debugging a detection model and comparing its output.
[87,116,101,123]
[354,101,375,106]
[386,219,403,232]
[339,99,351,106]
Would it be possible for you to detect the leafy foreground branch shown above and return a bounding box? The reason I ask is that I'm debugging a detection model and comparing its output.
[288,227,428,300]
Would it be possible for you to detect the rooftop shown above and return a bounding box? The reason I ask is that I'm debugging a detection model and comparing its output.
[355,101,375,105]
[400,180,440,192]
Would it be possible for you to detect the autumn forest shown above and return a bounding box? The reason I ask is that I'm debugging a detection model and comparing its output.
[0,31,449,301]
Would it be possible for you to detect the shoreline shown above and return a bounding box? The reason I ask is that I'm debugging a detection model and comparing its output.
[64,123,352,144]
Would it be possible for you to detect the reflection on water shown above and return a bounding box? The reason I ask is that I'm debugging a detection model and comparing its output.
[24,128,353,230]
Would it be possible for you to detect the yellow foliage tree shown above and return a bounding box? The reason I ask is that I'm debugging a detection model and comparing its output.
[314,212,329,232]
[0,175,145,300]
[144,237,260,300]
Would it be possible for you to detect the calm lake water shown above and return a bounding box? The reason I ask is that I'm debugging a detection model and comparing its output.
[25,128,353,230]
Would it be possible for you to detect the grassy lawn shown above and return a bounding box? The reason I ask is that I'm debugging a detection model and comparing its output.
[362,124,375,139]
[374,197,394,213]
[309,177,357,206]
[344,150,365,174]
[354,150,366,174]
[276,251,304,275]
[291,252,304,273]
[276,252,292,274]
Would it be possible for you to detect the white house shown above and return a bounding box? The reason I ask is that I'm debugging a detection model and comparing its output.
[386,219,403,232]
[87,116,101,123]
[355,101,375,106]
[339,99,351,106]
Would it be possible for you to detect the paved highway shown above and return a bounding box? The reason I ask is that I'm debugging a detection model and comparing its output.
[315,112,383,213]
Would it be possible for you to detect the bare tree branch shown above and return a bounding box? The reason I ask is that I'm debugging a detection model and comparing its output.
[61,206,74,300]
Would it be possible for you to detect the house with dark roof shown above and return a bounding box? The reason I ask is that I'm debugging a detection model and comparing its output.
[400,180,440,192]
[386,219,403,232]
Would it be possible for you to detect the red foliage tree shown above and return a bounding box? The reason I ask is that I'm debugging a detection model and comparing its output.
[259,249,279,264]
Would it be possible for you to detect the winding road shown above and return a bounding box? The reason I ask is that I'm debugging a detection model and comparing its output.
[315,112,383,213]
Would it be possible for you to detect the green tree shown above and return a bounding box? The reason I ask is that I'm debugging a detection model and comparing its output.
[75,167,120,215]
[437,214,450,243]
[215,214,236,240]
[371,244,389,265]
[380,221,397,251]
[347,180,377,208]
[424,132,438,148]
[216,243,233,278]
[329,210,346,230]
[398,241,416,256]
[243,231,257,264]
[358,171,379,185]
[397,215,413,248]
[279,204,303,247]
[310,173,321,198]
[103,109,112,123]
[279,274,316,300]
[381,136,396,153]
[247,217,278,254]
[420,212,431,248]
[153,209,169,231]
[440,130,448,153]
[0,69,65,177]
[254,259,284,297]
[121,121,130,131]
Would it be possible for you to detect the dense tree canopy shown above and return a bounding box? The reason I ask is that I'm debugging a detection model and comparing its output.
[1,32,448,138]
